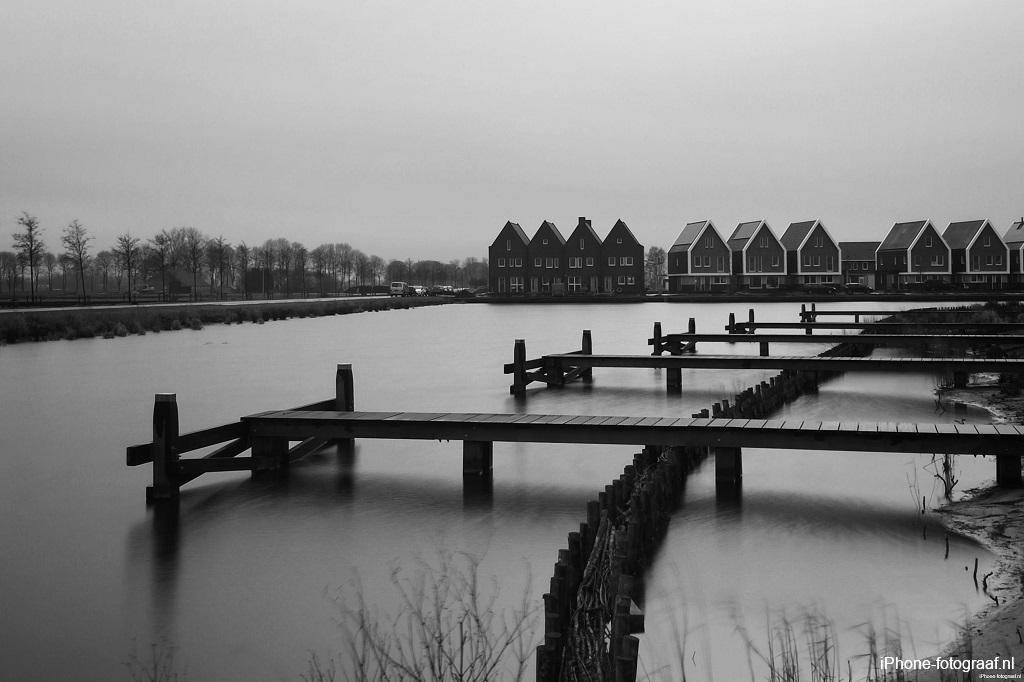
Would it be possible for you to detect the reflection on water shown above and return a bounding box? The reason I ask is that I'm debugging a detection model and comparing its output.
[0,300,996,681]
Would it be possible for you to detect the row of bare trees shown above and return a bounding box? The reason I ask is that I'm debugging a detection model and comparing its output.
[4,212,488,303]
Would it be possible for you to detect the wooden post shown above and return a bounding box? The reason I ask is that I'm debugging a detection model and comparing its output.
[652,322,662,356]
[545,356,565,387]
[854,313,860,323]
[581,329,593,381]
[996,455,1022,487]
[715,446,742,485]
[811,302,817,322]
[759,341,770,357]
[463,440,493,477]
[688,317,696,334]
[252,434,288,477]
[335,363,355,450]
[805,322,813,335]
[800,303,807,322]
[748,308,755,334]
[511,339,527,395]
[727,312,736,334]
[148,393,180,502]
[666,341,682,394]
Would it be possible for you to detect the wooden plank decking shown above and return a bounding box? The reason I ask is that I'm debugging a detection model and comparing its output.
[647,332,1024,347]
[243,410,1023,455]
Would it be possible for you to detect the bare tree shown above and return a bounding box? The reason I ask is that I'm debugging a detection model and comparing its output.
[0,251,17,297]
[113,233,141,302]
[149,229,181,300]
[94,250,114,292]
[644,246,666,292]
[43,251,57,291]
[236,242,250,299]
[61,219,93,301]
[179,227,206,301]
[293,242,308,297]
[12,212,45,302]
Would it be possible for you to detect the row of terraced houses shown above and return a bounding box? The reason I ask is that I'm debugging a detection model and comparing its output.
[668,218,1024,292]
[488,217,1024,294]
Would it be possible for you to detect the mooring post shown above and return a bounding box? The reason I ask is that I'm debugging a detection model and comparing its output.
[727,312,736,334]
[334,363,355,450]
[511,339,527,395]
[148,393,180,502]
[666,344,682,394]
[581,329,593,381]
[463,440,493,477]
[748,308,755,334]
[715,446,742,486]
[854,313,860,323]
[800,303,807,322]
[996,455,1022,488]
[652,322,662,356]
[759,341,770,357]
[811,302,817,322]
[686,317,697,352]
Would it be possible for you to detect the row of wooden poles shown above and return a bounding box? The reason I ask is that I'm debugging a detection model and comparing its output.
[535,337,872,681]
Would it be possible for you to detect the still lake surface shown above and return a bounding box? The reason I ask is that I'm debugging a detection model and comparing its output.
[0,301,998,681]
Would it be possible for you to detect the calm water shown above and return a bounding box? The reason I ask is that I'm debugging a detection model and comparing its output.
[0,301,997,681]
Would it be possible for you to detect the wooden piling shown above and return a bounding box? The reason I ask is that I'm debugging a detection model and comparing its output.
[335,363,355,450]
[996,455,1022,488]
[512,339,527,395]
[715,446,742,486]
[581,330,593,381]
[463,440,493,477]
[728,312,736,334]
[748,308,755,334]
[147,393,180,502]
[652,322,662,356]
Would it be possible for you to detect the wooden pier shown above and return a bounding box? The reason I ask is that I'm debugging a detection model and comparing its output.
[797,303,974,322]
[507,332,1024,394]
[126,363,1023,500]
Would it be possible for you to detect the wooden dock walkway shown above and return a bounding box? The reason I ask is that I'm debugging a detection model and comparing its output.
[796,303,973,322]
[125,364,1023,500]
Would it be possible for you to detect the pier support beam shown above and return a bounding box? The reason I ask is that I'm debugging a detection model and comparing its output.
[715,446,742,486]
[252,435,288,477]
[147,393,180,502]
[463,440,493,477]
[996,455,1022,488]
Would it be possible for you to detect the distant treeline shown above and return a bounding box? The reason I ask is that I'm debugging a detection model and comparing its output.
[2,212,488,303]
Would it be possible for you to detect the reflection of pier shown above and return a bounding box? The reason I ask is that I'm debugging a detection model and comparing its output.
[125,363,1024,503]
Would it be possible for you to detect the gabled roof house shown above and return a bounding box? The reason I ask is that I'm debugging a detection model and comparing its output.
[667,220,731,292]
[564,217,603,294]
[728,220,786,288]
[488,221,531,294]
[943,220,1009,288]
[1003,218,1024,281]
[875,220,950,290]
[780,220,840,286]
[602,219,644,294]
[528,220,567,295]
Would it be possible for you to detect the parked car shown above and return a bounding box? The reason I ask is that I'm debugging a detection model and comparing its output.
[843,282,873,293]
[389,281,407,297]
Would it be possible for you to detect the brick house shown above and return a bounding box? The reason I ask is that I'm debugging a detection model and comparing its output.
[667,220,731,292]
[564,217,603,294]
[839,241,880,289]
[781,219,841,288]
[875,220,950,290]
[602,219,644,294]
[527,221,567,295]
[728,220,786,289]
[488,221,530,294]
[1003,218,1024,286]
[943,220,1009,289]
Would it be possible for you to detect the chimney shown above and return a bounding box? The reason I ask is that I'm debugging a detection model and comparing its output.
[578,216,589,228]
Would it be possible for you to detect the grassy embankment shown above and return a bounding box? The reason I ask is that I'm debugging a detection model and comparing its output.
[0,297,449,344]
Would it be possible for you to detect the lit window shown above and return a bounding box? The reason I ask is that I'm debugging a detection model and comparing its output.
[586,257,593,266]
[608,257,616,267]
[542,238,548,245]
[535,258,542,267]
[925,235,933,247]
[498,258,505,267]
[579,239,585,250]
[506,240,511,252]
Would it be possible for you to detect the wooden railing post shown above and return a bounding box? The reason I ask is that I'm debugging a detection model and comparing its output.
[511,339,527,395]
[581,329,593,381]
[748,308,755,334]
[651,322,662,356]
[147,393,180,502]
[727,312,736,334]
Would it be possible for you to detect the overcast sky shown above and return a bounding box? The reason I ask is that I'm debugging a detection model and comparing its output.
[3,0,1023,261]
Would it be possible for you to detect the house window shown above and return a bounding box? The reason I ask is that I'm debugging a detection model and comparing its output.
[617,276,626,285]
[542,238,548,245]
[705,235,713,248]
[772,255,779,267]
[579,239,585,250]
[826,256,833,270]
[545,258,553,269]
[803,254,811,266]
[717,256,724,270]
[506,240,511,252]
[931,254,944,266]
[626,276,635,285]
[608,257,616,267]
[541,277,550,291]
[713,276,729,285]
[498,258,505,268]
[814,234,823,247]
[984,234,991,247]
[914,256,921,267]
[509,276,523,292]
[498,277,506,292]
[568,276,581,292]
[925,235,933,247]
[513,258,522,267]
[996,253,1003,265]
[985,255,994,266]
[554,258,559,268]
[586,257,594,266]
[534,258,542,267]
[822,275,834,283]
[620,256,634,266]
[569,257,581,269]
[616,237,622,244]
[759,233,768,247]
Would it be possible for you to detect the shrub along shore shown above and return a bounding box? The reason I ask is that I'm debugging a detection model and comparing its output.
[0,297,449,344]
